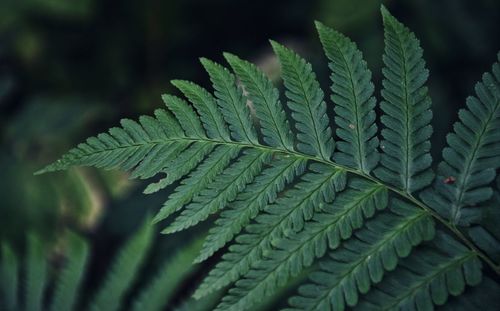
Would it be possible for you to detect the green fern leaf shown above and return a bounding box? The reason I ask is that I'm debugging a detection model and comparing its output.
[35,110,187,176]
[215,179,387,311]
[143,142,215,193]
[49,232,89,311]
[271,40,334,160]
[286,200,434,311]
[375,6,434,193]
[164,149,270,233]
[34,7,500,311]
[153,145,240,222]
[131,238,202,311]
[25,233,48,311]
[356,233,482,310]
[171,79,231,141]
[195,164,346,298]
[89,217,154,311]
[469,226,500,263]
[129,141,190,179]
[316,21,379,174]
[151,108,185,137]
[1,243,19,311]
[162,94,206,138]
[195,157,306,263]
[421,54,500,225]
[223,52,294,150]
[439,277,500,311]
[200,58,259,144]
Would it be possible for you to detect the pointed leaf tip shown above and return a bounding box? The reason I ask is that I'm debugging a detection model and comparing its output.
[380,4,389,15]
[222,51,235,59]
[34,169,45,176]
[199,57,210,67]
[314,20,325,31]
[268,39,279,48]
[380,5,398,25]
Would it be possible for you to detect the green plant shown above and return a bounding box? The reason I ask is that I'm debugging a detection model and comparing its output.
[37,6,500,310]
[0,219,207,311]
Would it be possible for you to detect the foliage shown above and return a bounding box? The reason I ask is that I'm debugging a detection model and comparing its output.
[0,218,208,311]
[37,6,500,311]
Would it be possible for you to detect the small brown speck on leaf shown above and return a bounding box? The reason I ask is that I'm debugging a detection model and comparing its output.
[444,176,456,184]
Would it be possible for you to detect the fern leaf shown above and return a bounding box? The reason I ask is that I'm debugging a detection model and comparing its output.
[25,233,48,311]
[89,217,154,311]
[162,94,206,138]
[195,164,346,298]
[35,110,187,175]
[468,226,500,263]
[131,238,202,311]
[164,149,270,233]
[34,9,500,311]
[356,232,482,310]
[286,200,434,311]
[195,157,306,263]
[143,142,215,193]
[439,277,500,311]
[130,141,190,179]
[223,52,294,150]
[215,180,388,311]
[271,40,334,160]
[153,145,240,222]
[316,22,379,174]
[171,79,231,141]
[0,243,18,311]
[421,54,500,225]
[152,108,185,137]
[200,58,259,144]
[174,293,223,311]
[375,6,434,193]
[49,232,89,311]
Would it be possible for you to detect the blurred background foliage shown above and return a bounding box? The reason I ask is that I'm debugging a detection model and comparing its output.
[0,0,498,309]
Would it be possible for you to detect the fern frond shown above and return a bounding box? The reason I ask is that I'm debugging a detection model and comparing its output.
[25,233,48,311]
[200,58,259,144]
[152,108,185,137]
[286,200,434,311]
[174,293,223,311]
[143,142,215,193]
[356,233,482,310]
[164,149,270,233]
[89,217,154,311]
[34,8,500,310]
[215,179,387,311]
[439,277,500,311]
[316,21,379,174]
[49,232,89,311]
[171,79,231,141]
[223,52,294,150]
[153,145,240,222]
[162,94,206,138]
[35,110,188,176]
[469,226,500,263]
[129,141,190,179]
[271,40,334,160]
[421,54,500,225]
[131,238,202,311]
[195,164,346,298]
[1,243,18,311]
[375,6,434,193]
[196,157,306,263]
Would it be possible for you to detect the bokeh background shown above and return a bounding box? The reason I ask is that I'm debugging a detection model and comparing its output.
[1,0,499,309]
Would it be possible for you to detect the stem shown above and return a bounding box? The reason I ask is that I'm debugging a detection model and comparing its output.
[60,136,500,274]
